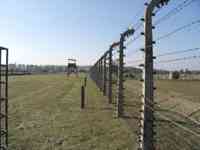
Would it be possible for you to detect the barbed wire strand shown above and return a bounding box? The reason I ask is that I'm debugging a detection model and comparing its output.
[156,19,200,41]
[154,0,198,26]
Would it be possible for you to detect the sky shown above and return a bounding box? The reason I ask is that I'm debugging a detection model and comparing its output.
[0,0,199,68]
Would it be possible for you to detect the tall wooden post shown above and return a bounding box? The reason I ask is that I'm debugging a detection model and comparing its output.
[81,86,85,109]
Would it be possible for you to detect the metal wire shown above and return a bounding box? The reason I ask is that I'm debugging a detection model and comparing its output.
[156,55,200,64]
[154,0,198,26]
[156,19,200,41]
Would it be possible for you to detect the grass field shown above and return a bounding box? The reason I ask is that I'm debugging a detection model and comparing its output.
[123,79,200,150]
[8,74,134,150]
[8,74,200,150]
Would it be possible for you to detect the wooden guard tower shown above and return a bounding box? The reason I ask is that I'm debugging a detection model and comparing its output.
[67,59,78,76]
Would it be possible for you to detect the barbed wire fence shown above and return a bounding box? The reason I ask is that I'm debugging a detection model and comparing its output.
[89,0,200,150]
[152,0,200,149]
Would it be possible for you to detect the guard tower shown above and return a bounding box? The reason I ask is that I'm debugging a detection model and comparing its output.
[67,59,78,76]
[0,47,8,149]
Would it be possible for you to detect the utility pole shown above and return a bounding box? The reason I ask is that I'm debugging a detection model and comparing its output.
[117,28,134,117]
[139,1,170,150]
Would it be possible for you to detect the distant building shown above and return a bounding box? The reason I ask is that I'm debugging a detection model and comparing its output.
[156,70,200,80]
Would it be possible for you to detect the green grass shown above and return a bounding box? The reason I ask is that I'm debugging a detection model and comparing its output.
[123,79,200,150]
[9,74,134,150]
[8,75,200,150]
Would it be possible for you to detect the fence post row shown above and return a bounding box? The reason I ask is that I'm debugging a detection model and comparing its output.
[139,1,170,150]
[89,0,170,148]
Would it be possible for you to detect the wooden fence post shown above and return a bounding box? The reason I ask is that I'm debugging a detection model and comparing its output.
[81,86,85,109]
[84,77,87,87]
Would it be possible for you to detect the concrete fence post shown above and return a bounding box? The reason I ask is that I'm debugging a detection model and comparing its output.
[139,1,170,150]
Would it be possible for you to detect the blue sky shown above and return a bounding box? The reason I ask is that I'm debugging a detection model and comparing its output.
[0,0,199,68]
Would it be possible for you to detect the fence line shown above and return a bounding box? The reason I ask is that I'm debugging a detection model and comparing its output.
[89,0,200,150]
